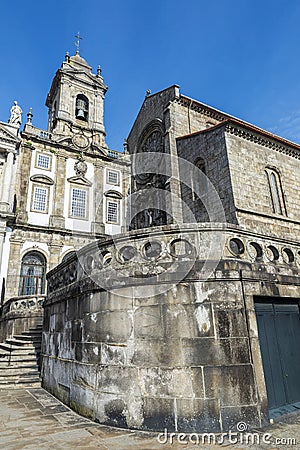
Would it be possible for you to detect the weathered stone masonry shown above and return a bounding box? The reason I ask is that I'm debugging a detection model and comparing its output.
[42,224,300,432]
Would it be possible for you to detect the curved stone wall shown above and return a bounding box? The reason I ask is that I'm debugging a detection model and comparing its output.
[42,223,300,432]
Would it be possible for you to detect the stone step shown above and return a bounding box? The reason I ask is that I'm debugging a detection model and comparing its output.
[0,325,42,388]
[28,327,43,332]
[5,338,40,346]
[0,369,40,381]
[0,376,41,385]
[0,353,38,360]
[0,360,39,367]
[0,352,39,359]
[0,343,39,353]
[21,330,42,336]
[0,363,39,371]
[0,381,41,389]
[13,334,41,341]
[0,367,39,377]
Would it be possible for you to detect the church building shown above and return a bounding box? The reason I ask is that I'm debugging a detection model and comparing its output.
[0,50,300,434]
[0,51,129,338]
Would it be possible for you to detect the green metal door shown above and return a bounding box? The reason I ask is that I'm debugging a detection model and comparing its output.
[255,300,300,410]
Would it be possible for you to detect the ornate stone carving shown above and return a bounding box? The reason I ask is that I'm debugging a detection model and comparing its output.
[135,130,164,185]
[141,130,163,153]
[72,133,89,150]
[74,153,87,177]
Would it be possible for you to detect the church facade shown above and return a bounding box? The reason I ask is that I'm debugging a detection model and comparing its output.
[0,51,130,339]
[1,52,300,433]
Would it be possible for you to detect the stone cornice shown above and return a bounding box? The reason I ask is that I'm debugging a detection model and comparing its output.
[177,95,300,159]
[176,96,227,121]
[224,121,300,159]
[177,117,300,160]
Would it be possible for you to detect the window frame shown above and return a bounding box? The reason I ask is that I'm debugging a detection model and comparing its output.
[106,198,120,224]
[69,185,89,220]
[18,251,47,297]
[106,169,120,186]
[30,184,50,214]
[35,152,52,171]
[265,167,286,216]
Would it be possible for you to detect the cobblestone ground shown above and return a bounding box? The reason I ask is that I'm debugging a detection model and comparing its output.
[0,388,299,450]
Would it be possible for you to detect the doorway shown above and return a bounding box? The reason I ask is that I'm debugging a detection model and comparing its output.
[255,299,300,411]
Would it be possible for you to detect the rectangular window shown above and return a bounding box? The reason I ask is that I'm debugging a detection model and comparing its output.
[107,169,120,185]
[32,186,48,212]
[107,200,119,223]
[36,153,51,170]
[71,188,87,218]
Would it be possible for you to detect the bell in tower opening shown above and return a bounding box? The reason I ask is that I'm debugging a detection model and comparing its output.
[76,94,89,121]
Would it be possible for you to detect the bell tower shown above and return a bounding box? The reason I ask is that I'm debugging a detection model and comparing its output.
[46,50,108,151]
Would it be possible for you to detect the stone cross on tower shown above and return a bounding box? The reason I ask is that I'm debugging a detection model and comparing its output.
[74,32,82,54]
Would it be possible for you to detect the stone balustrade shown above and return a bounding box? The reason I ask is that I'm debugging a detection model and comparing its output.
[2,295,46,316]
[0,295,46,340]
[47,223,300,296]
[23,124,52,140]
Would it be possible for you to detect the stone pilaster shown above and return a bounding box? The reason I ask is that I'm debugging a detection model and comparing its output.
[91,164,105,235]
[164,105,183,224]
[16,144,32,224]
[49,154,67,228]
[5,237,23,302]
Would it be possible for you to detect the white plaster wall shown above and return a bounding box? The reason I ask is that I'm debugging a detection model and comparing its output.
[21,241,49,258]
[103,167,123,235]
[27,149,56,226]
[64,158,94,233]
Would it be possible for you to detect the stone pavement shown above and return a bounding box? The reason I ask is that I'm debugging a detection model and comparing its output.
[0,388,299,450]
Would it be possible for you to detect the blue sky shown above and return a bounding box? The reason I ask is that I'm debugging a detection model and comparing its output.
[1,0,300,150]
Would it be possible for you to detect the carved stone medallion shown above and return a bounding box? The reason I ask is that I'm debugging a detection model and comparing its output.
[72,133,89,149]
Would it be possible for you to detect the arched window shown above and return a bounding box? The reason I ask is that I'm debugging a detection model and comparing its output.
[265,168,286,215]
[61,251,77,263]
[75,94,89,121]
[193,157,207,198]
[184,156,209,223]
[18,252,47,296]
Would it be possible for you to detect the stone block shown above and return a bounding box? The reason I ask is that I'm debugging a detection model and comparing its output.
[220,405,261,431]
[101,342,127,365]
[89,289,133,312]
[182,337,250,366]
[134,305,163,338]
[204,365,257,406]
[97,366,140,396]
[72,361,97,390]
[131,338,183,367]
[190,367,205,398]
[70,382,96,420]
[74,342,101,364]
[214,308,248,338]
[82,310,132,343]
[142,397,176,431]
[95,392,128,428]
[176,398,221,432]
[71,319,83,342]
[139,367,193,398]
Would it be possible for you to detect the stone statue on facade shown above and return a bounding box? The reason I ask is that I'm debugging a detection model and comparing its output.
[8,101,23,126]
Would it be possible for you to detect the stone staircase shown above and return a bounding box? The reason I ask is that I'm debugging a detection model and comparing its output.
[0,325,42,388]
